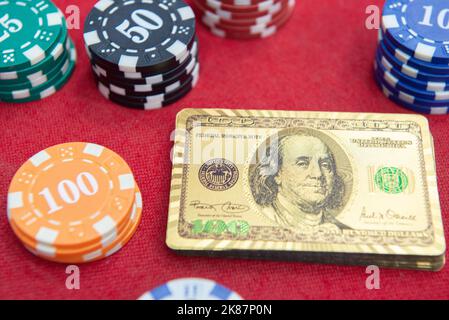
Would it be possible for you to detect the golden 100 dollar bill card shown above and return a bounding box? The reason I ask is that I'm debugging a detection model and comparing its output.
[166,109,446,271]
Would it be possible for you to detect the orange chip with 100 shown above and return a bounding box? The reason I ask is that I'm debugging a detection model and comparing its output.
[7,142,136,251]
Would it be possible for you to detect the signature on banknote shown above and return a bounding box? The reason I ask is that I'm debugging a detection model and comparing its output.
[189,200,250,214]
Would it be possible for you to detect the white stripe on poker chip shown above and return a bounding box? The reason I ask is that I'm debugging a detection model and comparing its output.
[110,84,126,95]
[27,72,48,87]
[40,86,56,99]
[30,150,51,167]
[98,57,198,94]
[381,15,400,31]
[206,0,283,21]
[0,41,65,81]
[119,174,135,190]
[165,81,181,93]
[138,278,242,300]
[435,91,449,101]
[83,249,103,261]
[381,84,449,115]
[105,243,122,257]
[95,0,114,11]
[70,46,77,61]
[129,203,137,221]
[101,229,117,247]
[135,192,142,209]
[0,71,18,80]
[233,0,251,5]
[426,82,446,92]
[397,90,414,104]
[51,42,65,61]
[35,227,59,244]
[7,192,23,211]
[118,55,139,73]
[9,53,70,89]
[178,5,196,20]
[98,82,110,97]
[93,65,107,78]
[166,40,188,62]
[24,45,46,66]
[93,41,197,82]
[12,89,30,99]
[35,243,57,257]
[193,65,200,87]
[46,11,64,27]
[204,0,289,27]
[207,0,274,11]
[83,30,102,47]
[415,42,437,63]
[93,216,117,237]
[83,143,104,157]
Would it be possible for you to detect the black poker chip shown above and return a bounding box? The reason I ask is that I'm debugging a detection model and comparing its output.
[84,0,196,73]
[98,68,199,110]
[83,0,199,110]
[99,63,199,103]
[94,59,199,97]
[93,53,198,88]
[91,40,199,86]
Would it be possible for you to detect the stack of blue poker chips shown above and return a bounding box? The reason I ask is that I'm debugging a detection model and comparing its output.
[374,0,449,115]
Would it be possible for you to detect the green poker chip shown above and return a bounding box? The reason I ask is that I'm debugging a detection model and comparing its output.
[0,38,76,103]
[0,0,64,72]
[0,26,69,83]
[0,48,69,92]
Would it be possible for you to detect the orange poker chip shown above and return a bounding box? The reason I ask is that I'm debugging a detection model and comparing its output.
[19,186,142,263]
[9,187,141,261]
[7,142,136,251]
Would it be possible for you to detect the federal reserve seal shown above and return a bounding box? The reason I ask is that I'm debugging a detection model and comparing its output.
[199,158,239,191]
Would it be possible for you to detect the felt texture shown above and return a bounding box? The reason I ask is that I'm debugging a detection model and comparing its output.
[0,0,448,300]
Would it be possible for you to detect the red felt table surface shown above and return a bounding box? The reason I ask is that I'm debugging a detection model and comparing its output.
[0,0,448,300]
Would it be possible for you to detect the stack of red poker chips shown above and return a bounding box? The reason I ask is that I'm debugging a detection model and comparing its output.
[193,0,296,39]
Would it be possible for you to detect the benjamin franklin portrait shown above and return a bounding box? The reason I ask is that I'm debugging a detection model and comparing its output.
[249,128,352,231]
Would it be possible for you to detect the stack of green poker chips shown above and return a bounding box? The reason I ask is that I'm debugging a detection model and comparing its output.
[0,0,76,103]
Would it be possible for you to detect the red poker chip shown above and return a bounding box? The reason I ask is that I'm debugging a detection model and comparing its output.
[204,0,278,13]
[194,0,284,20]
[204,2,294,39]
[201,0,294,32]
[219,0,270,6]
[195,0,290,27]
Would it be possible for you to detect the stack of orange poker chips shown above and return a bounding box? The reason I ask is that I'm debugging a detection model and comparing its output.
[7,142,142,263]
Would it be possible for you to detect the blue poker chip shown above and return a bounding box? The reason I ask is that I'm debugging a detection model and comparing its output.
[375,47,449,92]
[375,52,449,101]
[374,62,449,113]
[382,0,449,64]
[378,37,449,83]
[138,278,243,300]
[379,29,449,75]
[375,76,449,115]
[374,64,449,107]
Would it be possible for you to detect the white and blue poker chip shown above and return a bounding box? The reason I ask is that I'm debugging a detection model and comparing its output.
[377,80,449,115]
[375,2,449,115]
[374,63,449,108]
[138,278,243,300]
[382,0,449,64]
[374,61,449,114]
[378,37,449,83]
[379,29,449,76]
[376,48,449,92]
[375,53,449,102]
